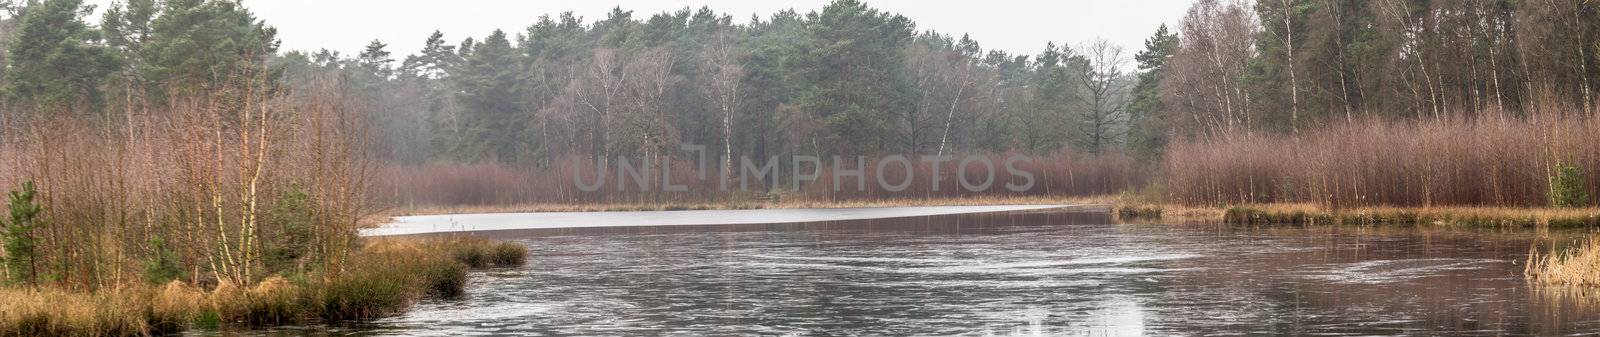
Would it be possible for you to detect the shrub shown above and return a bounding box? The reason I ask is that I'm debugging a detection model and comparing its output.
[1551,163,1591,208]
[141,237,184,285]
[264,187,317,274]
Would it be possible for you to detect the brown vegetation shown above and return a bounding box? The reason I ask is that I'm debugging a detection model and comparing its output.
[0,238,527,335]
[1164,114,1600,208]
[0,71,370,290]
[0,64,498,334]
[1223,204,1600,228]
[374,152,1139,210]
[1527,236,1600,287]
[1115,202,1600,229]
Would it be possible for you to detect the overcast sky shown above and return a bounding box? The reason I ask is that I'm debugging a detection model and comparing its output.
[85,0,1194,62]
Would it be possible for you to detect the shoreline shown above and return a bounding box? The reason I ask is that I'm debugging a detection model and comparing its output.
[365,204,1084,237]
[379,196,1114,217]
[378,198,1600,234]
[1114,203,1600,228]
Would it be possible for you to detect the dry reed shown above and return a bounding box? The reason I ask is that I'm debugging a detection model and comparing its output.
[1527,236,1600,287]
[1164,114,1600,208]
[373,152,1141,210]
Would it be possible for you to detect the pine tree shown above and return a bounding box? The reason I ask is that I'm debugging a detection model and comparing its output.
[1127,25,1178,163]
[101,0,159,121]
[1251,0,1314,132]
[144,0,278,97]
[737,10,804,183]
[0,1,26,95]
[356,39,393,81]
[2,0,117,113]
[399,30,455,80]
[793,0,916,155]
[1,181,46,286]
[453,30,527,162]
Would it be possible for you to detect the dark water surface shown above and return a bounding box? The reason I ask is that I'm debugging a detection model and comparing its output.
[291,210,1600,335]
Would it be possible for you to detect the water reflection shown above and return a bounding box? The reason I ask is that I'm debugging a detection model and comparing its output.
[265,210,1600,335]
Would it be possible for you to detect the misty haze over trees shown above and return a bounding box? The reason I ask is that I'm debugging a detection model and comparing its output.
[0,0,1598,206]
[0,0,1595,317]
[3,1,1600,333]
[283,2,1146,166]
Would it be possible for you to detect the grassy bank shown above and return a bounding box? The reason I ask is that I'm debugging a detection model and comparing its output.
[0,238,527,336]
[1111,203,1225,223]
[1114,202,1600,228]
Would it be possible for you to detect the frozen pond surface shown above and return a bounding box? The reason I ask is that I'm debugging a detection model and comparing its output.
[246,209,1600,336]
[363,205,1073,236]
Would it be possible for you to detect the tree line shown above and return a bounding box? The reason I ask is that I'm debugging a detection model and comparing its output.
[0,0,1596,188]
[1146,0,1600,145]
[1,0,1147,171]
[0,0,372,289]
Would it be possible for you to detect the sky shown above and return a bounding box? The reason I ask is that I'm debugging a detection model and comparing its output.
[83,0,1195,63]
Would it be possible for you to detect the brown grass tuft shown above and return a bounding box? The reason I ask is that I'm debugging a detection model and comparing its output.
[1528,236,1600,287]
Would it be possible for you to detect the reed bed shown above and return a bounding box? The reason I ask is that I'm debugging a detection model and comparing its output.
[1223,204,1600,228]
[1527,236,1600,287]
[1112,202,1600,228]
[373,152,1140,209]
[1164,114,1600,208]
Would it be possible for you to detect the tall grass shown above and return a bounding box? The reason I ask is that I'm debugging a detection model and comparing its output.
[1164,113,1600,208]
[0,238,527,335]
[1527,236,1600,287]
[0,286,190,337]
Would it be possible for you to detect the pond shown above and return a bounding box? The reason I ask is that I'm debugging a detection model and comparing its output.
[270,209,1600,335]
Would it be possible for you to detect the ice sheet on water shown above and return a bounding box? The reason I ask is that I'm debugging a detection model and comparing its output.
[1294,258,1506,284]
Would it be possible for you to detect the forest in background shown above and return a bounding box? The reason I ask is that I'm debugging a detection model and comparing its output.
[0,0,1598,330]
[0,0,1598,208]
